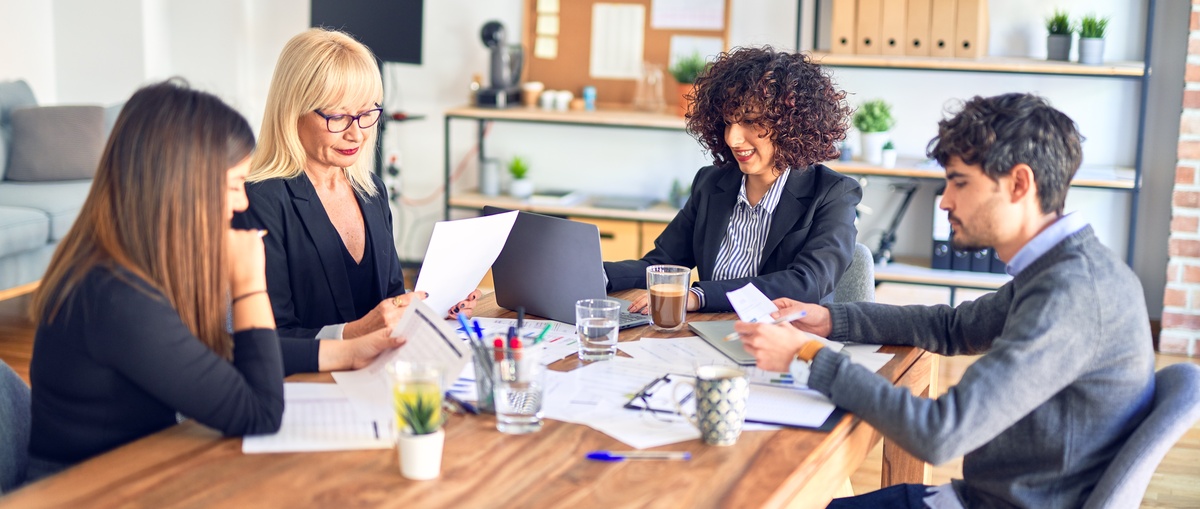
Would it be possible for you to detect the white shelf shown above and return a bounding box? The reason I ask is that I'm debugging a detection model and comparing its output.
[875,262,1010,290]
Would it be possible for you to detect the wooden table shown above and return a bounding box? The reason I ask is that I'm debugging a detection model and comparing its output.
[2,291,934,509]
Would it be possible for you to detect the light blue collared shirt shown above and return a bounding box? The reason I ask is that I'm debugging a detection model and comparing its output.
[1005,212,1090,277]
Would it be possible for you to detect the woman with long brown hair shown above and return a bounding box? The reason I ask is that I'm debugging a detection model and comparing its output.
[24,80,284,481]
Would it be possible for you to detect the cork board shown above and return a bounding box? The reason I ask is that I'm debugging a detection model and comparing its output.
[521,0,731,107]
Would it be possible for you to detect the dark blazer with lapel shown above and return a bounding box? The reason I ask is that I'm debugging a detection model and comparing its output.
[234,172,405,339]
[604,162,861,312]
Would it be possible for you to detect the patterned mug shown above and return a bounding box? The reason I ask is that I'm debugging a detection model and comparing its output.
[674,366,749,446]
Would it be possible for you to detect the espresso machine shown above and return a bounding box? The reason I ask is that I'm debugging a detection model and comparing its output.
[476,21,523,108]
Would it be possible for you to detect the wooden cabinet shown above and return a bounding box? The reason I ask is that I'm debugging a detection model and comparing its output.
[570,216,642,261]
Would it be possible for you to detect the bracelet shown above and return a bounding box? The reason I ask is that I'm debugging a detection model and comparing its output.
[232,290,267,305]
[795,341,826,363]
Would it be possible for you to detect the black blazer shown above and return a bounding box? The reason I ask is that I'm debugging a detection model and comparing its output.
[234,173,405,339]
[604,162,861,311]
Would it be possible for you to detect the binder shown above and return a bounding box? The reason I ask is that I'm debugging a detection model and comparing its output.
[905,0,932,56]
[954,0,989,58]
[971,247,991,272]
[880,0,908,56]
[951,246,971,271]
[830,0,857,55]
[932,193,952,270]
[929,0,957,57]
[990,248,1006,274]
[855,0,883,55]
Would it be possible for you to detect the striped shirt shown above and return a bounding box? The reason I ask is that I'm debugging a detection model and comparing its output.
[692,169,791,308]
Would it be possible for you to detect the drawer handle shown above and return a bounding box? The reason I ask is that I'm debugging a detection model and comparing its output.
[599,232,616,240]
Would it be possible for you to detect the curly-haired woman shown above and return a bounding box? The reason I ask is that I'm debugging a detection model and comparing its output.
[604,46,862,313]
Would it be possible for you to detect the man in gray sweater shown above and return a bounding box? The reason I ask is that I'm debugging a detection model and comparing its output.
[735,93,1155,508]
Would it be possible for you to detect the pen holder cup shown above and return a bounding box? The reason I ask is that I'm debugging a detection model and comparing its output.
[472,351,497,414]
[673,366,748,446]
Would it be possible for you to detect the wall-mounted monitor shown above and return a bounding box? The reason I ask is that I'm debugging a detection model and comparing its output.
[310,0,423,65]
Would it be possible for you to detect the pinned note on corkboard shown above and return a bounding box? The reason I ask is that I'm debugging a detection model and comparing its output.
[520,0,730,108]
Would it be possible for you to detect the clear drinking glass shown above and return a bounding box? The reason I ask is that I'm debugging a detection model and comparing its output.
[576,298,620,361]
[647,265,690,332]
[493,344,545,434]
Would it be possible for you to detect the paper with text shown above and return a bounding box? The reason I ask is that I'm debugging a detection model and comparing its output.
[726,283,778,323]
[650,0,725,30]
[242,383,393,453]
[415,211,518,317]
[589,3,645,79]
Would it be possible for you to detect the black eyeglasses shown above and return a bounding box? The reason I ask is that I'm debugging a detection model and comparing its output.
[313,107,383,133]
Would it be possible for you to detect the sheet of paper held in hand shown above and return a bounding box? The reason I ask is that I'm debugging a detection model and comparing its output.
[332,298,472,422]
[414,210,518,317]
[242,383,394,453]
[725,282,781,323]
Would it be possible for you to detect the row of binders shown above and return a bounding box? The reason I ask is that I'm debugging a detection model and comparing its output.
[830,0,989,58]
[932,194,1006,274]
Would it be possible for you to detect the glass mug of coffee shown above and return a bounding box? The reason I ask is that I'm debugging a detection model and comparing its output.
[646,265,690,331]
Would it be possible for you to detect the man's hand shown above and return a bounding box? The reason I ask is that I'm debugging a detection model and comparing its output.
[769,298,832,338]
[735,321,809,372]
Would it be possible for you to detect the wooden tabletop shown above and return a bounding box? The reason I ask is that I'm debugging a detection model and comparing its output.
[2,290,933,509]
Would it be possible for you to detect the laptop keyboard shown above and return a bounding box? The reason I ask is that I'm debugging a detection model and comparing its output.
[619,310,650,328]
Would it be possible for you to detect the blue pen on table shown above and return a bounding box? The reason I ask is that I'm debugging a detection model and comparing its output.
[456,313,475,340]
[472,319,485,343]
[444,391,479,415]
[586,450,691,462]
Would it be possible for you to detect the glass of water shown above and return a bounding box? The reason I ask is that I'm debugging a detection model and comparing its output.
[493,342,545,434]
[576,298,620,361]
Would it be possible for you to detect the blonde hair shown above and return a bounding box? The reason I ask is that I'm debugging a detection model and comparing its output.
[31,80,255,359]
[250,28,383,196]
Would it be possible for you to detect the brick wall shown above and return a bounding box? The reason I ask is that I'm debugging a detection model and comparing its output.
[1161,3,1200,357]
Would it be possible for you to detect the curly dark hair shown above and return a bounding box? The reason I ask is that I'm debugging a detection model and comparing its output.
[927,93,1083,215]
[686,46,850,174]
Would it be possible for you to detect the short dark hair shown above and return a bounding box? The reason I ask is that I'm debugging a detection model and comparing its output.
[687,46,850,173]
[927,93,1083,215]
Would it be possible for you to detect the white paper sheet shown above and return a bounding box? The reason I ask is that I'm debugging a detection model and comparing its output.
[725,283,778,323]
[414,211,518,317]
[536,0,559,14]
[465,317,578,365]
[650,0,725,30]
[534,36,559,59]
[589,3,645,79]
[332,299,473,420]
[536,14,560,35]
[242,383,394,453]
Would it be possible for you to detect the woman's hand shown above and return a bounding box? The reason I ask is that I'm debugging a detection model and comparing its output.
[445,289,483,319]
[227,229,268,295]
[318,329,407,371]
[734,321,809,372]
[626,289,700,314]
[769,298,832,338]
[343,291,427,339]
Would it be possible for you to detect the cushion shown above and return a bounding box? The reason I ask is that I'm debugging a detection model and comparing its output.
[0,205,49,259]
[6,105,104,182]
[0,181,92,241]
[0,80,38,180]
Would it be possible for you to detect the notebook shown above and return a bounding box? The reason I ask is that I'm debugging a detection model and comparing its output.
[483,207,651,329]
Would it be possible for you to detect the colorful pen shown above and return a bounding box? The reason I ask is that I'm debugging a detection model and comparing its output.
[472,319,485,342]
[724,310,808,341]
[585,451,691,462]
[534,323,552,345]
[456,313,474,340]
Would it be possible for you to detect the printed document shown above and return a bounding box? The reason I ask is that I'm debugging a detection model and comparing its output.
[725,283,779,323]
[242,383,393,453]
[415,211,518,318]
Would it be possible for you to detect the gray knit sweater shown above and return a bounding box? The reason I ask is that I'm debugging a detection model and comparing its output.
[808,227,1155,508]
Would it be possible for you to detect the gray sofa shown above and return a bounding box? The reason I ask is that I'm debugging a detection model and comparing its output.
[0,80,109,290]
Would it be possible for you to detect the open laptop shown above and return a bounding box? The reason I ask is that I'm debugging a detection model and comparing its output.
[483,207,651,329]
[687,321,756,365]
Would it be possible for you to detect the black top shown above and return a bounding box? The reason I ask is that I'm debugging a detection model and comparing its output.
[341,222,379,320]
[604,163,861,311]
[233,172,406,339]
[28,265,285,467]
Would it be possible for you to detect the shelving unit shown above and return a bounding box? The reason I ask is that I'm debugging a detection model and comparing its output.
[796,0,1156,293]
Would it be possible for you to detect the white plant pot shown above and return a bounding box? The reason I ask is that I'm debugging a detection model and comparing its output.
[881,148,898,168]
[861,132,890,166]
[509,178,534,199]
[1078,37,1105,65]
[397,428,444,481]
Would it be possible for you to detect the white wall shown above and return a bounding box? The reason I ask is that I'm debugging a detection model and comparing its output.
[0,0,1180,317]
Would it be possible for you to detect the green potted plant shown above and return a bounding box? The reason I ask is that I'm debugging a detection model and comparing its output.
[507,155,533,199]
[880,140,898,168]
[853,99,895,166]
[1045,9,1074,61]
[389,362,446,481]
[669,52,708,117]
[1077,14,1110,65]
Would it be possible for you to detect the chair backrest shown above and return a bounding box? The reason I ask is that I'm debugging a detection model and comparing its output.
[1083,362,1200,509]
[835,243,875,303]
[0,359,31,494]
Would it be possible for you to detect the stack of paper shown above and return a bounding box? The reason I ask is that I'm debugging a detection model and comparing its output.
[242,383,393,453]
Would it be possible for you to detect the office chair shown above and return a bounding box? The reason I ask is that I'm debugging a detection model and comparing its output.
[835,243,876,303]
[0,359,30,493]
[1082,362,1200,509]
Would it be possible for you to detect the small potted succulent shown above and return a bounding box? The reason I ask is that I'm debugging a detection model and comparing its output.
[669,52,708,117]
[390,362,446,481]
[880,140,898,168]
[507,155,533,199]
[1078,14,1110,65]
[1045,9,1074,62]
[853,99,895,166]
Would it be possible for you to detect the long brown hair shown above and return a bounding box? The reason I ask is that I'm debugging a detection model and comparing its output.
[30,80,255,359]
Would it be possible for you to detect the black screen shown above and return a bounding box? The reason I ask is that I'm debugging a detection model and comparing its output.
[310,0,423,65]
